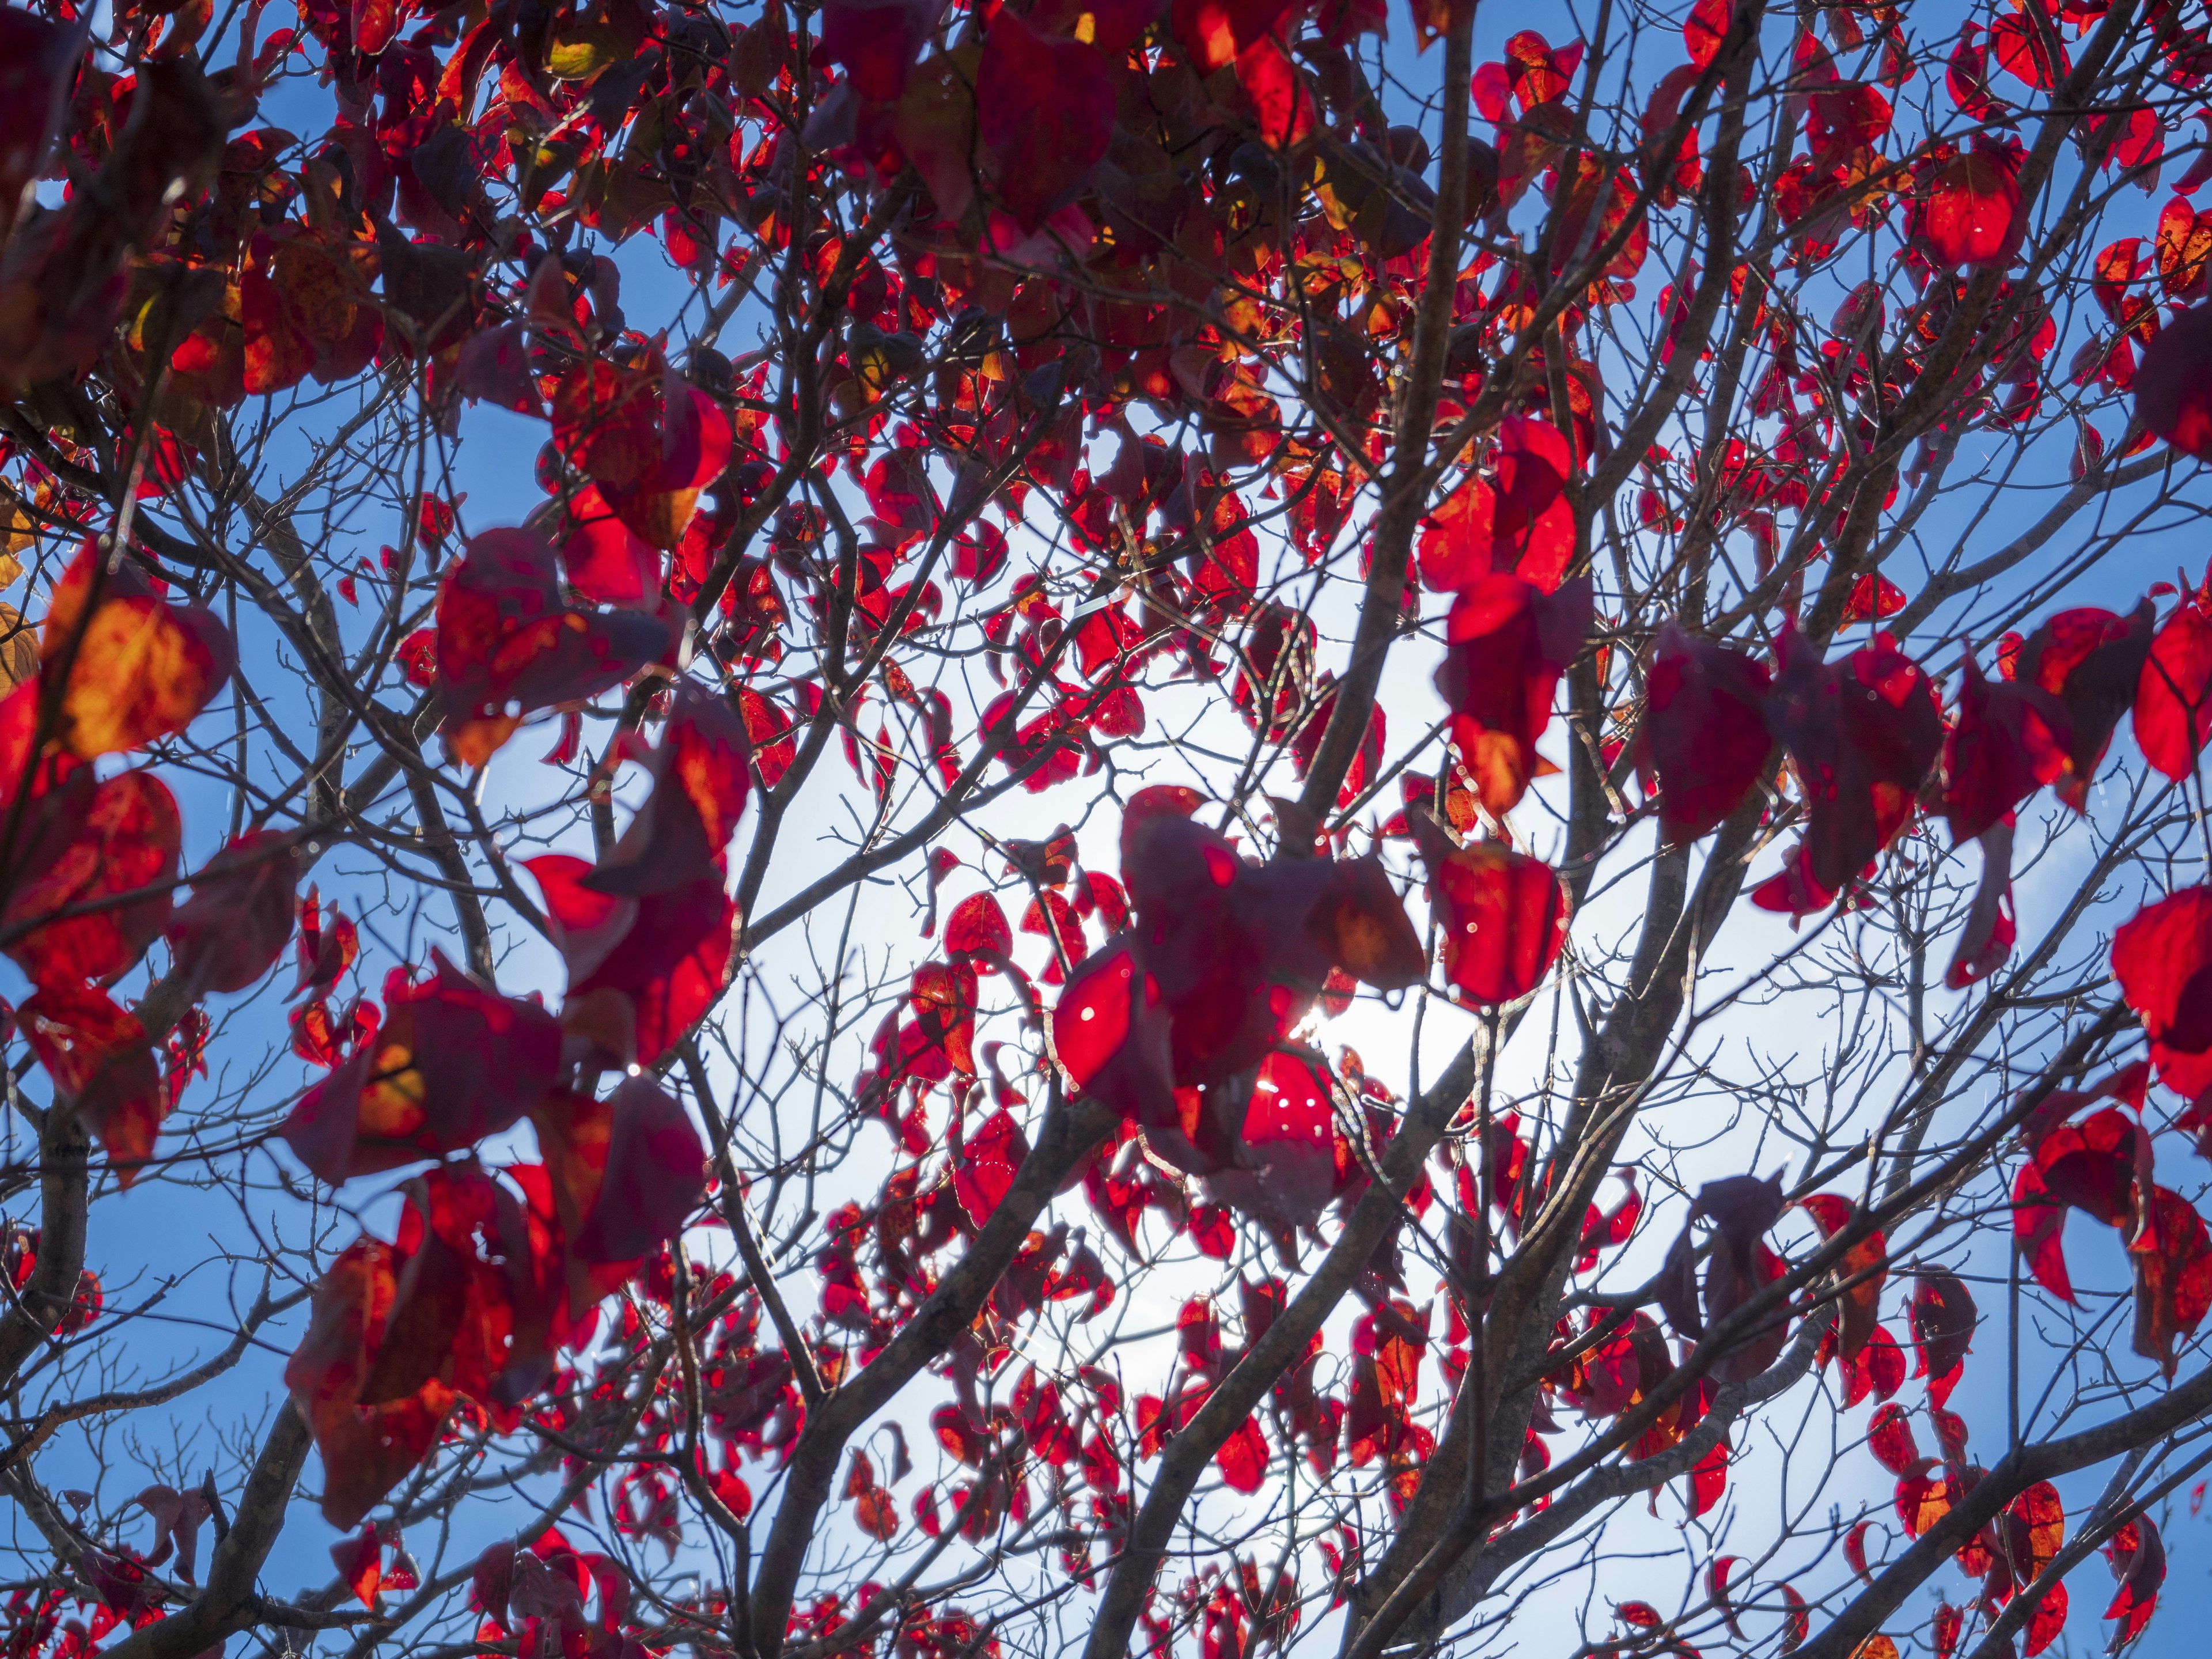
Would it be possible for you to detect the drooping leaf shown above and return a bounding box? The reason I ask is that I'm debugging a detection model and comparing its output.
[164,830,302,995]
[1940,658,2067,843]
[571,1076,708,1263]
[1642,623,1774,843]
[18,983,164,1181]
[1757,628,1943,915]
[1797,1191,1886,1362]
[1909,1271,1977,1406]
[2104,1513,2164,1648]
[2014,603,2154,809]
[2127,1183,2212,1377]
[284,1236,457,1529]
[2135,579,2212,779]
[1433,575,1592,817]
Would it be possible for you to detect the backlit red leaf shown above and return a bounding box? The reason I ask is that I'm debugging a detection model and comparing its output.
[40,541,235,760]
[281,954,562,1184]
[2111,884,2212,1054]
[2104,1514,2164,1647]
[433,529,671,767]
[1643,623,1774,843]
[1909,1271,1976,1406]
[1421,836,1569,1009]
[1433,575,1592,816]
[2139,299,2212,458]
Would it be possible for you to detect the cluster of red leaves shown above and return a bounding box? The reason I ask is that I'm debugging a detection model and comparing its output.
[1051,786,1425,1179]
[0,540,241,1179]
[285,1078,706,1527]
[1635,571,2212,1006]
[277,682,745,1525]
[433,527,675,768]
[1863,1386,2121,1656]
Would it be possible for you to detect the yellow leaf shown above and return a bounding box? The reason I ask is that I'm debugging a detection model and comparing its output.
[546,22,626,81]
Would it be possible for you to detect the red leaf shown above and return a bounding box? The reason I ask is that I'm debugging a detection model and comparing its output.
[1779,1583,1808,1653]
[2005,1480,2066,1585]
[2012,1104,2142,1302]
[596,379,733,552]
[331,1525,382,1608]
[1060,797,1422,1173]
[433,529,671,767]
[1944,821,2018,991]
[2135,583,2212,778]
[284,1237,456,1528]
[1844,1520,1877,1584]
[39,540,236,761]
[1683,0,1729,67]
[2112,884,2212,1054]
[1940,658,2067,843]
[1690,1435,1728,1516]
[1896,1465,1955,1537]
[1932,1604,1962,1659]
[1796,1191,1886,1361]
[1432,574,1593,816]
[1709,1556,1744,1638]
[560,490,664,608]
[2016,603,2155,810]
[1207,1047,1343,1229]
[530,855,738,1070]
[293,888,360,998]
[1416,417,1577,595]
[1419,835,1569,1009]
[1866,1402,1917,1475]
[1909,1271,1977,1406]
[2,769,179,989]
[1054,941,1178,1145]
[1642,622,1774,843]
[952,1108,1029,1229]
[976,11,1115,230]
[2104,1514,2164,1647]
[164,831,302,995]
[2024,1581,2068,1658]
[1172,0,1297,74]
[819,0,939,100]
[945,891,1014,964]
[1758,628,1942,914]
[2128,1184,2212,1377]
[1214,1414,1268,1493]
[19,984,163,1181]
[571,1077,707,1263]
[1841,574,1907,623]
[581,681,752,897]
[1925,139,2024,268]
[2139,304,2212,460]
[280,954,562,1184]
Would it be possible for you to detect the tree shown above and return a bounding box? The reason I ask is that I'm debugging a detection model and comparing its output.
[12,0,2212,1654]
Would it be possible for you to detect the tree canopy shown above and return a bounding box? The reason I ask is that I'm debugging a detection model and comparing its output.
[9,1,2212,1658]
